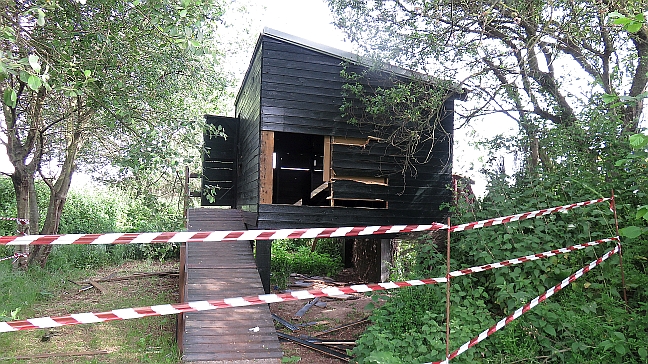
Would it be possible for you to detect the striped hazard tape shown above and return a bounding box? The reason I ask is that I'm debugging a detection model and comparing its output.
[0,223,447,245]
[0,278,447,332]
[0,217,29,225]
[448,237,619,277]
[448,198,610,232]
[0,198,610,246]
[0,237,617,333]
[0,252,28,263]
[430,244,620,364]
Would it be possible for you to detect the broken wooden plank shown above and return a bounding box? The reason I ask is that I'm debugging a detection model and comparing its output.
[294,297,319,318]
[311,317,369,337]
[88,280,106,294]
[75,271,178,285]
[272,313,298,332]
[0,350,109,360]
[277,332,351,362]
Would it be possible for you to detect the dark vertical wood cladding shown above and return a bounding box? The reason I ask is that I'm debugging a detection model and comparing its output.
[260,37,370,137]
[227,31,458,228]
[235,46,263,211]
[202,116,239,207]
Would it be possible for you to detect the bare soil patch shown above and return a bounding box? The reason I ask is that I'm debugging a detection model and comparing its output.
[270,268,377,363]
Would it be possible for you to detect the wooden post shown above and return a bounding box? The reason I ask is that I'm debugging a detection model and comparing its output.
[260,131,275,204]
[255,240,272,293]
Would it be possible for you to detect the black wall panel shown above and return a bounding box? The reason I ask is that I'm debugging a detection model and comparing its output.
[228,32,458,228]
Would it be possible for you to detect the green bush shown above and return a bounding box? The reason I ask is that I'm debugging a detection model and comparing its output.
[270,240,343,289]
[0,178,184,264]
[354,164,647,363]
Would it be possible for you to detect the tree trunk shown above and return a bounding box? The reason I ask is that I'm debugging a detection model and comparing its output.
[352,238,381,282]
[28,124,86,267]
[10,167,33,269]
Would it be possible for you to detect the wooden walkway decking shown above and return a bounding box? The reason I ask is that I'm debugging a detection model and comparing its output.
[179,209,282,363]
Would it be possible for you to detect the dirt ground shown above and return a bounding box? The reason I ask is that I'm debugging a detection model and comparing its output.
[2,262,376,363]
[269,268,377,363]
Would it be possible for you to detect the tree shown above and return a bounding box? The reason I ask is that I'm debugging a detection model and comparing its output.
[1,0,229,266]
[327,0,647,171]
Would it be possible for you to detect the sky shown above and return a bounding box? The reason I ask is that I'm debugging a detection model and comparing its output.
[0,0,512,195]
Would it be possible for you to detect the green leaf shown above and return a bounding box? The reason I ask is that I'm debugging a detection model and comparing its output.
[83,69,91,78]
[612,17,632,25]
[3,88,17,107]
[28,55,41,73]
[19,70,30,83]
[636,206,648,221]
[179,9,188,17]
[627,22,643,33]
[619,226,643,239]
[629,133,648,149]
[27,75,42,91]
[615,343,626,356]
[543,324,556,336]
[639,347,647,359]
[601,93,617,104]
[36,9,45,26]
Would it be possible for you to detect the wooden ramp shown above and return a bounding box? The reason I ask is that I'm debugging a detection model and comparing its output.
[180,208,282,363]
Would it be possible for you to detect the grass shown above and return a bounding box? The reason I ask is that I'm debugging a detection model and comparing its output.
[0,258,180,363]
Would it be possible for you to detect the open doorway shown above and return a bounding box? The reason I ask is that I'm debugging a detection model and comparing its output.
[272,132,329,206]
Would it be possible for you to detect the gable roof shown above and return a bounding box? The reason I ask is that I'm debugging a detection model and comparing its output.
[261,27,431,82]
[236,28,465,104]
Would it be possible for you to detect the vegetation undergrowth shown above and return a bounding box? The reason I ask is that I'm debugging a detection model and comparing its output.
[0,180,184,362]
[353,154,648,363]
[270,239,343,289]
[0,259,180,363]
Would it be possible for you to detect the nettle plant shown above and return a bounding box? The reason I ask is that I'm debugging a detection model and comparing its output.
[355,176,647,363]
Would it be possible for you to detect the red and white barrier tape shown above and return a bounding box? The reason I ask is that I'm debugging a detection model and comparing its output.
[0,237,617,333]
[429,244,620,364]
[0,217,29,225]
[0,198,610,246]
[448,237,619,277]
[447,198,610,232]
[0,223,447,245]
[0,252,28,263]
[0,277,448,332]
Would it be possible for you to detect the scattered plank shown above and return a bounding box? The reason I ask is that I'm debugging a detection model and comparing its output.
[277,332,351,362]
[294,297,319,318]
[272,313,299,332]
[289,281,314,288]
[311,317,369,337]
[75,271,178,285]
[88,280,106,294]
[0,350,109,360]
[328,294,358,301]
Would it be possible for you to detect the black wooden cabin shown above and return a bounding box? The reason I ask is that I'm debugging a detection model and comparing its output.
[201,28,462,230]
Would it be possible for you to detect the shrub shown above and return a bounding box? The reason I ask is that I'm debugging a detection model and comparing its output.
[270,240,343,289]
